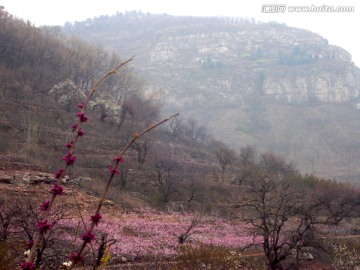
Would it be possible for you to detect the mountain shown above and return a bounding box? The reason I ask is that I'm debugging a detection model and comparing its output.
[63,12,360,181]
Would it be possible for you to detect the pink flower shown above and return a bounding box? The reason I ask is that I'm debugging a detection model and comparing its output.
[63,152,76,165]
[77,112,88,122]
[71,123,78,132]
[77,128,85,137]
[51,182,64,196]
[82,231,95,243]
[108,166,121,175]
[37,220,52,234]
[25,240,34,250]
[65,141,74,149]
[54,168,64,179]
[90,213,103,226]
[113,156,125,163]
[20,262,35,270]
[40,200,50,211]
[69,252,84,264]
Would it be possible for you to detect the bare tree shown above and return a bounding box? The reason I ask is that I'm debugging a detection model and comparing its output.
[117,97,138,130]
[185,119,210,144]
[242,171,304,270]
[260,152,295,176]
[241,167,360,270]
[0,197,21,242]
[236,145,257,186]
[131,139,151,165]
[183,165,204,203]
[185,176,202,203]
[119,95,160,130]
[177,215,201,244]
[152,159,184,203]
[93,232,116,270]
[169,116,185,138]
[239,145,256,165]
[213,141,236,172]
[136,97,161,126]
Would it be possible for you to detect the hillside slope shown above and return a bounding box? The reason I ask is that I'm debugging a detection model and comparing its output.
[63,12,360,180]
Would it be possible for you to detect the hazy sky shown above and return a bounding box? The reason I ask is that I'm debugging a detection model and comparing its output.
[1,0,359,65]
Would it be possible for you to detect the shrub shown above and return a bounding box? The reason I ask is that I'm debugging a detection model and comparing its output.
[177,243,238,270]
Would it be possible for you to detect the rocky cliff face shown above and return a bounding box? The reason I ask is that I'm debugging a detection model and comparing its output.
[264,62,360,103]
[64,13,360,107]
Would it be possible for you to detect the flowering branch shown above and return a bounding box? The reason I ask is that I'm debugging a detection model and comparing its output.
[22,57,134,267]
[68,113,179,268]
